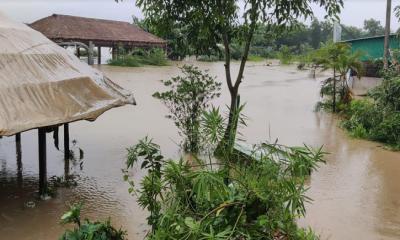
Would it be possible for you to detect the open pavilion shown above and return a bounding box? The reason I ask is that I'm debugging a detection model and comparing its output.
[30,14,167,64]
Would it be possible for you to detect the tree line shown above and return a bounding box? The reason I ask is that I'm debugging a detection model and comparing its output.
[134,16,388,60]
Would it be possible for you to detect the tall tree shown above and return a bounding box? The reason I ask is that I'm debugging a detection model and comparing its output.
[384,0,392,69]
[363,18,385,37]
[122,0,343,149]
[310,19,322,49]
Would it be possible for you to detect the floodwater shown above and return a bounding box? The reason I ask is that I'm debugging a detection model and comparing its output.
[1,61,400,240]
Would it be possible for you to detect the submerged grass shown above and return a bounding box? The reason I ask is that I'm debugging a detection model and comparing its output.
[108,48,169,67]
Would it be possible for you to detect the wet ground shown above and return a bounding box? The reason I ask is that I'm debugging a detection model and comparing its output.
[0,61,400,239]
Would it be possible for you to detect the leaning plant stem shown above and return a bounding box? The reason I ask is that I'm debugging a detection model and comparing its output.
[228,206,244,239]
[200,202,244,222]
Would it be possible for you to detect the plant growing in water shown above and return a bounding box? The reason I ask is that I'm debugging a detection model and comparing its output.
[314,42,363,112]
[153,65,221,153]
[123,109,325,239]
[59,203,126,240]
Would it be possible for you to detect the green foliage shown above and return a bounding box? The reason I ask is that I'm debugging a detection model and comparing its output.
[197,55,221,62]
[363,18,385,37]
[153,65,222,153]
[108,48,168,67]
[342,76,400,148]
[124,137,164,232]
[60,203,126,240]
[314,42,363,112]
[247,55,265,62]
[124,134,325,240]
[277,45,294,65]
[132,0,343,147]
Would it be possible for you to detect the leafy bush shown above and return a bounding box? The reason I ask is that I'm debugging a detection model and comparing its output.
[108,48,169,67]
[153,65,222,153]
[59,203,126,240]
[314,42,363,112]
[124,136,325,240]
[277,45,294,65]
[197,55,221,62]
[341,77,400,148]
[247,55,265,62]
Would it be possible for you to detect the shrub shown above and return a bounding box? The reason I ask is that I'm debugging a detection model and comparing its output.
[123,135,325,240]
[247,55,265,62]
[370,112,400,145]
[342,95,400,148]
[108,48,169,67]
[342,99,379,132]
[59,203,126,240]
[197,55,221,62]
[153,65,221,153]
[277,45,294,65]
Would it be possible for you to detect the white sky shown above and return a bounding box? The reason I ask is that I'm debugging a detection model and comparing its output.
[0,0,400,31]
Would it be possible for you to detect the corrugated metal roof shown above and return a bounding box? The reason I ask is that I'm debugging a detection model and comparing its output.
[342,34,398,43]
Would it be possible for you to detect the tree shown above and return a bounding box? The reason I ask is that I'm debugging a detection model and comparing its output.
[128,0,343,150]
[310,19,322,49]
[363,18,385,37]
[314,42,363,112]
[341,25,364,41]
[153,65,221,153]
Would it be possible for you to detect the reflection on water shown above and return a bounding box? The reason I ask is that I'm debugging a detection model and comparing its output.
[0,62,400,240]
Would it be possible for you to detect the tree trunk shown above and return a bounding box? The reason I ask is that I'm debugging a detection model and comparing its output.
[384,0,392,69]
[333,67,337,112]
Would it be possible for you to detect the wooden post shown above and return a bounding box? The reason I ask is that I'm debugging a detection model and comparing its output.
[16,133,22,187]
[64,123,70,160]
[77,47,81,58]
[112,47,117,60]
[88,41,94,65]
[38,128,47,196]
[64,124,70,179]
[97,46,102,65]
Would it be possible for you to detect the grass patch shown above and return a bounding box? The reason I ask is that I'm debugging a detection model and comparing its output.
[247,55,265,62]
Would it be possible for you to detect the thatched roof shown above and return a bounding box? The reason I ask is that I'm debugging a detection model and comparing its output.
[30,14,166,48]
[0,12,135,136]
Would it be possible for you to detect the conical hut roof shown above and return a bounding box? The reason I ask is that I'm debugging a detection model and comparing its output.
[0,12,135,136]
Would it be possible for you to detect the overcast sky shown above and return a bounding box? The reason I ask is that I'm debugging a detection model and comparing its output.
[1,0,400,31]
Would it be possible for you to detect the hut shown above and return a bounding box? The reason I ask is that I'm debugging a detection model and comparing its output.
[30,14,167,64]
[0,12,135,196]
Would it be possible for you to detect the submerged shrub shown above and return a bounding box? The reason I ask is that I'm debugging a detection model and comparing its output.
[108,48,169,67]
[153,65,221,153]
[277,45,294,65]
[59,203,126,240]
[341,76,400,148]
[124,135,325,240]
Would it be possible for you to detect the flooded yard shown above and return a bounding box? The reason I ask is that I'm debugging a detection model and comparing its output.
[1,62,400,239]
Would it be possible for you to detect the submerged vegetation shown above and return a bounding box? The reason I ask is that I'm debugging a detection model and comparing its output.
[313,41,400,149]
[108,48,169,67]
[314,42,363,112]
[60,203,126,240]
[153,65,222,153]
[123,115,326,240]
[342,71,400,149]
[120,62,326,239]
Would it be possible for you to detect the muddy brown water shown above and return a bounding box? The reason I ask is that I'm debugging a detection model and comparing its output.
[1,61,400,240]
